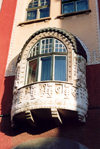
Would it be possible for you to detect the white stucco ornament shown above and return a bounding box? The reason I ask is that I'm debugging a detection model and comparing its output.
[11,28,88,126]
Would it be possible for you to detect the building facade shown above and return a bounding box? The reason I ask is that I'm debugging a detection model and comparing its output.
[0,0,100,149]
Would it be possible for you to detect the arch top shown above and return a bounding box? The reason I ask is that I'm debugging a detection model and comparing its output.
[17,27,88,63]
[12,28,88,124]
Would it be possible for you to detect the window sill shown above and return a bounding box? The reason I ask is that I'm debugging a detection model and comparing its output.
[56,9,91,19]
[19,81,73,90]
[18,17,51,26]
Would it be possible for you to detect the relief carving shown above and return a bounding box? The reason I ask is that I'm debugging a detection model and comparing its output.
[40,84,47,97]
[63,85,70,99]
[55,84,63,95]
[46,84,54,98]
[31,85,37,98]
[11,29,88,123]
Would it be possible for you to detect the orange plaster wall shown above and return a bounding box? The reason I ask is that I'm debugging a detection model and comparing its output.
[0,1,17,148]
[0,0,17,114]
[86,64,100,108]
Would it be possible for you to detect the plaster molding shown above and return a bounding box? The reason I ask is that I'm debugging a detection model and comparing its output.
[11,28,88,123]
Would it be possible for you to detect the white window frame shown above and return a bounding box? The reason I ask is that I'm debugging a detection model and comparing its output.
[26,38,68,85]
[62,0,89,14]
[27,0,50,20]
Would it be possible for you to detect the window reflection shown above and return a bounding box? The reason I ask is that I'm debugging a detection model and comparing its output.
[26,38,67,84]
[27,59,37,84]
[62,0,88,14]
[27,0,50,20]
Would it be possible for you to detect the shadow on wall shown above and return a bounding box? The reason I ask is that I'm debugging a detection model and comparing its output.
[0,58,57,136]
[0,72,58,136]
[13,137,88,149]
[0,75,15,136]
[0,55,19,136]
[5,55,19,76]
[0,55,58,136]
[0,29,88,136]
[1,54,19,117]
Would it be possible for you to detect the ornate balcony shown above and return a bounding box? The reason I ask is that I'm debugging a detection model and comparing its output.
[11,28,88,126]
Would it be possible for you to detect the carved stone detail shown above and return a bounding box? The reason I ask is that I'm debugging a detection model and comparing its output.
[11,81,88,121]
[14,30,73,88]
[11,29,88,123]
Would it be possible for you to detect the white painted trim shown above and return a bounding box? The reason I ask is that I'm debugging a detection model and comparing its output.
[38,57,41,82]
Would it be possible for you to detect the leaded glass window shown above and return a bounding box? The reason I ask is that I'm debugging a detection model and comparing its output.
[26,38,67,84]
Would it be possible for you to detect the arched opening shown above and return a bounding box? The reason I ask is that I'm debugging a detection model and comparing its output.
[11,28,88,127]
[26,37,68,84]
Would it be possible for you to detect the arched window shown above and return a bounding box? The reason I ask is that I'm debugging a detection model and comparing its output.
[27,0,50,20]
[26,38,67,84]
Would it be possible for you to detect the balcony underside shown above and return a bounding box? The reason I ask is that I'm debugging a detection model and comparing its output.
[12,108,86,128]
[11,82,88,127]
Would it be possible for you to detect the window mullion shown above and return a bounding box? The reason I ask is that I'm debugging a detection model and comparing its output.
[37,0,40,19]
[53,38,55,52]
[65,55,67,81]
[39,0,41,6]
[39,40,41,54]
[25,61,29,85]
[36,58,39,81]
[38,57,41,81]
[37,40,41,81]
[37,9,40,19]
[74,1,77,12]
[52,38,55,80]
[52,55,54,81]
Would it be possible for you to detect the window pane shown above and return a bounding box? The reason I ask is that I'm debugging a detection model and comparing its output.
[29,42,39,58]
[41,57,51,81]
[55,56,66,81]
[33,0,38,7]
[54,39,66,52]
[27,10,37,20]
[40,7,49,18]
[27,0,50,20]
[76,0,88,11]
[27,59,37,84]
[28,0,38,8]
[41,38,53,54]
[62,0,69,2]
[40,0,50,6]
[62,2,75,14]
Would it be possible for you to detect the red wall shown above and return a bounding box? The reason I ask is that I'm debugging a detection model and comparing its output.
[0,1,17,149]
[0,0,17,115]
[98,0,100,23]
[86,64,100,108]
[1,64,100,114]
[0,64,100,149]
